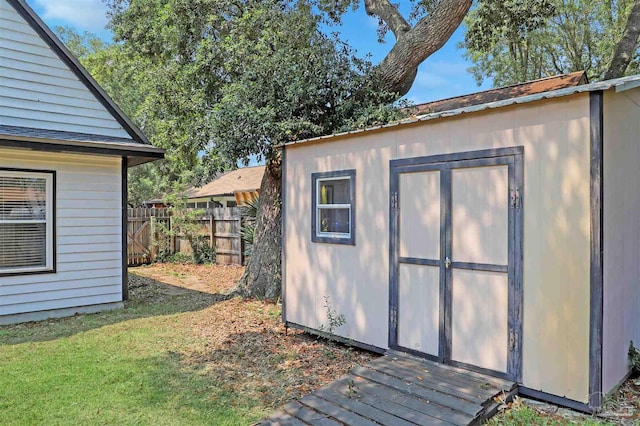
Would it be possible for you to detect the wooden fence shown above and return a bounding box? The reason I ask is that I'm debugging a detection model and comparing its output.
[127,207,245,266]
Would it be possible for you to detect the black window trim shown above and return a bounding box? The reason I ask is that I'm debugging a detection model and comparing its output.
[0,166,57,277]
[311,169,356,245]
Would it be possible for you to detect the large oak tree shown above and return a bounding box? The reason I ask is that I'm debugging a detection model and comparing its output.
[105,0,639,301]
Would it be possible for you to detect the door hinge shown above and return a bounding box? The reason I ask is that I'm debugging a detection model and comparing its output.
[510,186,521,209]
[509,330,519,352]
[391,192,399,211]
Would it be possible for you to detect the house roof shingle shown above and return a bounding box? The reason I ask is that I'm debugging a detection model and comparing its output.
[185,166,265,199]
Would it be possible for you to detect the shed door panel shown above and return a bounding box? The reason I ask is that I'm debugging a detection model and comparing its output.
[398,264,439,355]
[399,171,440,260]
[452,166,508,266]
[451,269,508,372]
[397,171,440,357]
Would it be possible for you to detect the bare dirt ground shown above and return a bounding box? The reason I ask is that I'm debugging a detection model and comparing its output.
[129,263,378,409]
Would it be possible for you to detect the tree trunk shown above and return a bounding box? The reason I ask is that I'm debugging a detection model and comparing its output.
[605,0,640,80]
[236,155,282,300]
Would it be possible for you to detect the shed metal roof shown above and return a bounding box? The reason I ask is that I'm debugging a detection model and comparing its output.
[407,71,587,115]
[284,73,640,148]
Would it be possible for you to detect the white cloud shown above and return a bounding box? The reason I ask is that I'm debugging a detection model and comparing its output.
[32,0,109,31]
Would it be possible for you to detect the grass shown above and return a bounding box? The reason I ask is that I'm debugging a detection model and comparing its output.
[488,405,611,425]
[0,264,374,426]
[0,285,262,425]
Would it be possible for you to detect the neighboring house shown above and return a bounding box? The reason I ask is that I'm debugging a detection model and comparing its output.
[0,0,163,324]
[144,165,265,208]
[281,72,640,413]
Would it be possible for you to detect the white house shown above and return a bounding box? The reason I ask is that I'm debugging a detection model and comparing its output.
[0,0,163,324]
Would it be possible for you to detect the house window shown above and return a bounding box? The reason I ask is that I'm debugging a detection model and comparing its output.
[311,170,355,245]
[0,169,55,274]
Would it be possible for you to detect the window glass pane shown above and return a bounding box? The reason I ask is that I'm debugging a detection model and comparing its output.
[319,208,350,234]
[0,223,47,269]
[319,178,350,204]
[0,176,46,220]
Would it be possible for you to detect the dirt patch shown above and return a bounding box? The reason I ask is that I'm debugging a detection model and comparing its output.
[132,263,244,294]
[128,263,378,409]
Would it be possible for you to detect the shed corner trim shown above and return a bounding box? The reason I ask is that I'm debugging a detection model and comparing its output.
[588,90,604,411]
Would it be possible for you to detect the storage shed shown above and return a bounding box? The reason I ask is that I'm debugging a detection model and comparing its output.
[0,0,163,324]
[282,73,640,412]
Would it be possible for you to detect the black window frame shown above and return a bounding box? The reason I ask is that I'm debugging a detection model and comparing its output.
[311,169,356,245]
[0,167,57,277]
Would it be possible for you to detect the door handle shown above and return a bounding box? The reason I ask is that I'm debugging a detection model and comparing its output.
[444,257,451,269]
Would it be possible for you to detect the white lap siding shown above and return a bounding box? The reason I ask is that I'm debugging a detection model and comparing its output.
[0,148,123,317]
[0,0,131,139]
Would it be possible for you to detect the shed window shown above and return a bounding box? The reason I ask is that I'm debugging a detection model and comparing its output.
[0,170,54,274]
[312,170,355,245]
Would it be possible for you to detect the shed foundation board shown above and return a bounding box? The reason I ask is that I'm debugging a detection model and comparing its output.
[285,94,592,402]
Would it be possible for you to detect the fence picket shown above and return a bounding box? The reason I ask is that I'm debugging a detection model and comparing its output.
[127,207,244,266]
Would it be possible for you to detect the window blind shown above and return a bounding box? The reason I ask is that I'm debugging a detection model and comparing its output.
[0,174,49,272]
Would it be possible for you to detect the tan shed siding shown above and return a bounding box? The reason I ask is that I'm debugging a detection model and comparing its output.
[602,88,640,394]
[0,0,130,139]
[285,94,592,401]
[0,148,122,316]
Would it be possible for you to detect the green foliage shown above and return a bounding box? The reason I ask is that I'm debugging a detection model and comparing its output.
[318,295,346,335]
[55,26,219,206]
[463,0,640,86]
[105,0,402,170]
[240,198,259,257]
[154,189,216,264]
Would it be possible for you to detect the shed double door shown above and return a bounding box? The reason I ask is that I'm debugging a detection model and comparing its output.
[389,148,523,381]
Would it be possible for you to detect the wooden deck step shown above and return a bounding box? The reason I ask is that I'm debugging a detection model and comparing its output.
[260,351,516,426]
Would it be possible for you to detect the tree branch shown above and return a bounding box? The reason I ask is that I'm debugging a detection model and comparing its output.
[373,0,472,96]
[605,0,640,79]
[363,0,410,38]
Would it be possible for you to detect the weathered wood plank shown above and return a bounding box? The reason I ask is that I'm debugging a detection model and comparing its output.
[282,401,340,425]
[375,355,490,390]
[342,374,471,426]
[261,409,308,426]
[314,387,416,426]
[300,394,379,426]
[351,366,481,417]
[367,357,493,402]
[386,351,514,390]
[328,376,457,425]
[261,351,517,426]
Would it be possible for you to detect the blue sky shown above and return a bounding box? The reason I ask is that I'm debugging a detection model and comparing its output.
[26,0,490,104]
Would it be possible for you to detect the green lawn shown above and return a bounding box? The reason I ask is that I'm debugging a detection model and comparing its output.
[488,406,611,425]
[0,274,265,425]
